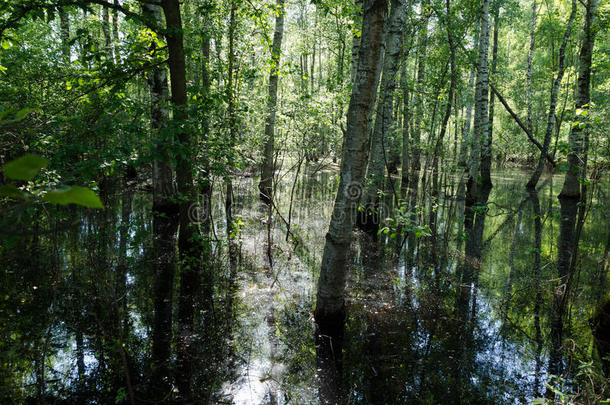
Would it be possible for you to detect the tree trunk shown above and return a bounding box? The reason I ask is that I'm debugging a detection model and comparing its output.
[359,0,406,235]
[350,0,364,84]
[112,0,119,60]
[142,3,179,399]
[526,0,538,135]
[458,31,478,169]
[526,0,576,189]
[466,0,491,206]
[59,8,70,64]
[472,0,491,190]
[101,6,114,62]
[259,0,285,204]
[400,30,412,200]
[550,0,598,384]
[161,0,204,399]
[409,10,428,195]
[429,0,457,240]
[315,0,386,332]
[482,6,499,187]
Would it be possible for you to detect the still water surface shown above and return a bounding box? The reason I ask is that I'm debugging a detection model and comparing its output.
[1,166,608,403]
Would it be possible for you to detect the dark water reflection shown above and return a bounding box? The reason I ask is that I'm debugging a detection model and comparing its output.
[1,166,608,404]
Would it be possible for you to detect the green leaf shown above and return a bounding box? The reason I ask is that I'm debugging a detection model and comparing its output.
[15,108,36,120]
[0,184,26,198]
[43,186,104,208]
[3,154,48,180]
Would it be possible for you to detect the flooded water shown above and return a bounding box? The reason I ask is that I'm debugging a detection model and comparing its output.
[1,164,608,404]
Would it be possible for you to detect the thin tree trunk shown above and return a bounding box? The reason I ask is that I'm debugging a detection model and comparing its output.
[315,0,386,332]
[259,0,285,204]
[101,6,114,62]
[112,0,119,60]
[482,6,499,187]
[430,0,457,239]
[527,0,576,189]
[489,83,556,166]
[526,0,538,135]
[409,10,428,196]
[59,8,70,64]
[400,30,412,200]
[458,31,478,169]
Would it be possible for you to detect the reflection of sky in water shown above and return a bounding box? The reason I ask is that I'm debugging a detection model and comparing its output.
[12,167,607,403]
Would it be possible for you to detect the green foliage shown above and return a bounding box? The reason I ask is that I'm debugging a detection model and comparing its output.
[1,155,103,208]
[42,185,103,208]
[2,153,48,180]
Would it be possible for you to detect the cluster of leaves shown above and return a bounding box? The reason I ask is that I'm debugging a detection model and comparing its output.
[1,154,103,208]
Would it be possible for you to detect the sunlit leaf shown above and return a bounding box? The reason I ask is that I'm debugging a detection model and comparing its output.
[43,186,104,208]
[3,154,48,180]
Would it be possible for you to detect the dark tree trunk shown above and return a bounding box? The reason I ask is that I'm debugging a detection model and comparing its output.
[483,5,499,187]
[549,0,598,387]
[142,3,179,399]
[259,0,285,204]
[161,0,205,399]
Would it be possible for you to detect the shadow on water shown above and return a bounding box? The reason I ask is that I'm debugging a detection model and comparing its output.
[1,166,609,403]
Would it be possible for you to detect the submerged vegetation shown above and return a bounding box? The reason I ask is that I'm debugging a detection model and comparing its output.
[1,0,609,403]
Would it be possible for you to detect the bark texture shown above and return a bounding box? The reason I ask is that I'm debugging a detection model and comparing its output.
[359,0,406,234]
[469,0,490,192]
[315,0,386,332]
[482,6,499,188]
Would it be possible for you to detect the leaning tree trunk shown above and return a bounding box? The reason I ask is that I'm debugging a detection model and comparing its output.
[161,0,204,400]
[315,0,386,332]
[359,0,406,235]
[549,0,598,384]
[142,3,179,400]
[526,0,576,189]
[259,0,285,204]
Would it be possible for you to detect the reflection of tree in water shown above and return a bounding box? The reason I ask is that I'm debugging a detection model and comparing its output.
[2,169,609,403]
